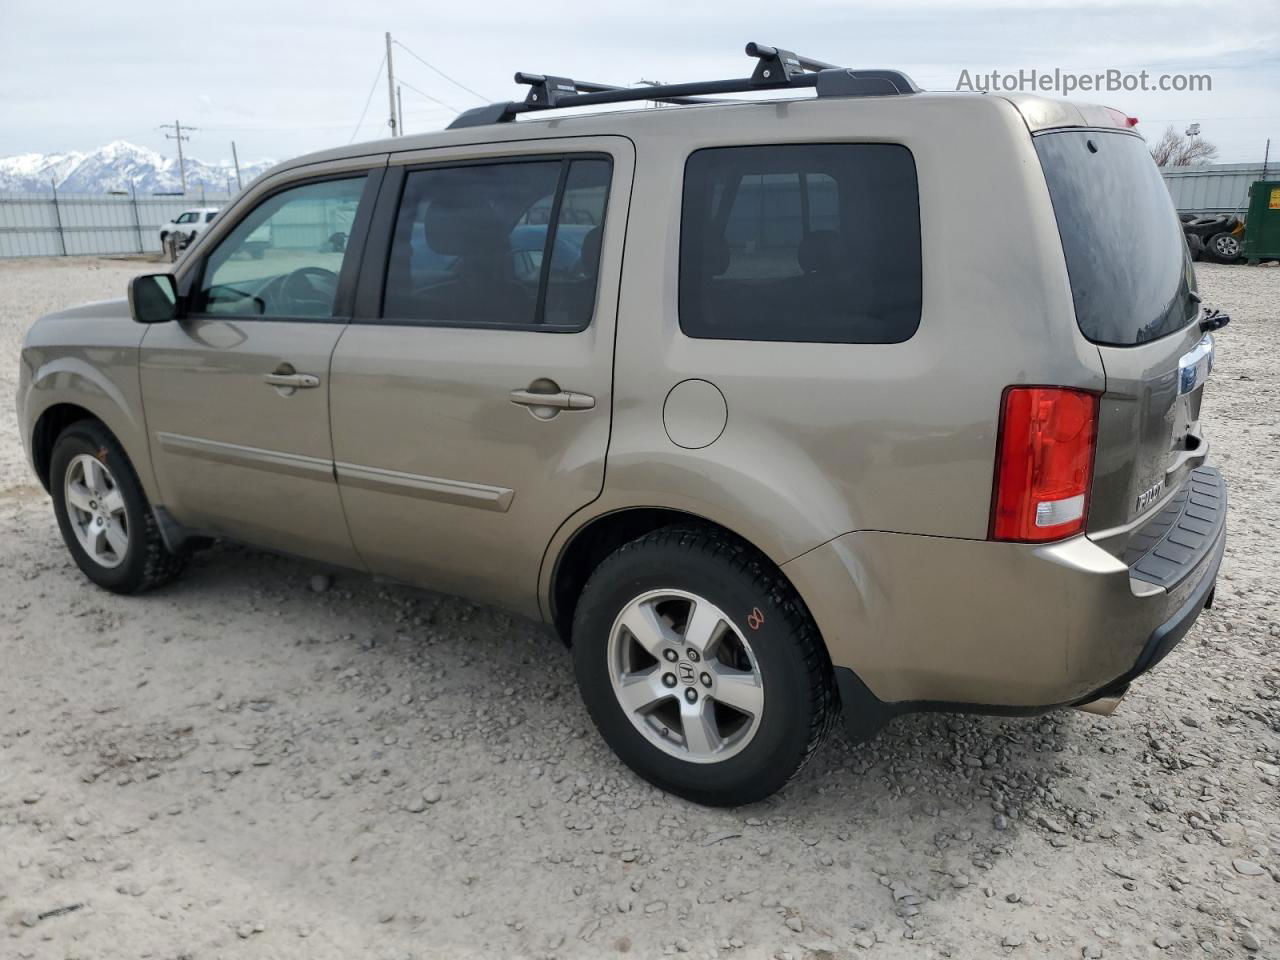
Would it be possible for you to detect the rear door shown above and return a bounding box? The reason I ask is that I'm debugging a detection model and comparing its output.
[141,165,383,566]
[329,137,633,613]
[1034,129,1211,545]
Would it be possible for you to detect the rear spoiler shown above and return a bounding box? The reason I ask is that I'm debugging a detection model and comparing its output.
[1001,94,1138,133]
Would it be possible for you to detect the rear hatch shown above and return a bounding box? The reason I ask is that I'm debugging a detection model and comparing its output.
[1034,128,1214,556]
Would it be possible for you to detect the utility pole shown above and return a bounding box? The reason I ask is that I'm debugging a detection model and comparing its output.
[50,176,67,256]
[129,180,143,253]
[161,120,196,195]
[397,85,405,137]
[637,79,672,108]
[230,140,243,190]
[385,32,398,137]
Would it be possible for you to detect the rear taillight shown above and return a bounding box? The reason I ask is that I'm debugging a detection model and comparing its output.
[990,387,1099,543]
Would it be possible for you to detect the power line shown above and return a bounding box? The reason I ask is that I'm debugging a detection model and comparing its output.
[392,39,490,103]
[397,78,461,114]
[350,53,387,144]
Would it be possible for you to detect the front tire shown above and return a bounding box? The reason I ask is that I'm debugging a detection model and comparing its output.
[571,527,836,806]
[49,420,185,594]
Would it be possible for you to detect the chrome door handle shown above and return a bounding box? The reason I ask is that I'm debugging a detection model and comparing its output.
[263,373,320,389]
[509,389,595,411]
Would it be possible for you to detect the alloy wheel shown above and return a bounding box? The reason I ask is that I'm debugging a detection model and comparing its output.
[607,588,764,763]
[64,454,129,569]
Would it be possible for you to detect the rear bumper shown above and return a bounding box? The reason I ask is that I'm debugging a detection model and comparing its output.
[783,467,1226,737]
[1092,517,1223,697]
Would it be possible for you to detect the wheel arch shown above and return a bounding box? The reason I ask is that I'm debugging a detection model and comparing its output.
[26,365,157,503]
[543,504,820,648]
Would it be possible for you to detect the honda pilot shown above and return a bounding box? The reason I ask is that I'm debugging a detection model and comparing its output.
[17,43,1227,805]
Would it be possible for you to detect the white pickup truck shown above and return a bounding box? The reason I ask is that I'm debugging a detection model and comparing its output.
[157,208,220,251]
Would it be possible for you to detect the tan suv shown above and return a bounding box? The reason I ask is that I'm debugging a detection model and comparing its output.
[17,44,1228,806]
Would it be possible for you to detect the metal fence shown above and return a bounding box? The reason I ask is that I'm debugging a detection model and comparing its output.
[0,190,234,259]
[1160,163,1270,216]
[0,161,1270,259]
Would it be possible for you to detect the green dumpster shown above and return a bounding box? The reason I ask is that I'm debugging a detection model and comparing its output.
[1243,180,1280,261]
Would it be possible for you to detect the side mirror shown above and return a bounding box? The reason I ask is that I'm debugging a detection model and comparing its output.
[128,273,179,324]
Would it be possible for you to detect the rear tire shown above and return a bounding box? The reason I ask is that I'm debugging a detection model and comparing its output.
[571,527,836,806]
[49,420,185,594]
[1184,233,1205,261]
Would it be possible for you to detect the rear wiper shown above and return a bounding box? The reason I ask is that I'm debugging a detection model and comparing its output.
[1199,306,1230,332]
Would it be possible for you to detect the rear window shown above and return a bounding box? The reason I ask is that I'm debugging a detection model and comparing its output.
[1035,130,1197,346]
[679,144,921,344]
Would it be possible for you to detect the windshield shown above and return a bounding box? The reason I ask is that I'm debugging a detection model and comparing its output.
[1035,129,1197,346]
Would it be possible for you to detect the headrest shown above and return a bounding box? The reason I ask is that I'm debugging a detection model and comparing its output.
[421,198,505,257]
[579,226,603,276]
[798,230,845,274]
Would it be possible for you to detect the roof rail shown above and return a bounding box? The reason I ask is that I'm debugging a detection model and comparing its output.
[447,42,920,130]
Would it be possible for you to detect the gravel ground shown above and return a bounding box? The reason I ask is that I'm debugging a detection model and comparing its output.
[1,256,1278,960]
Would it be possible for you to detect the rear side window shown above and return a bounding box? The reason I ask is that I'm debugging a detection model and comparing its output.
[679,144,921,344]
[1035,130,1197,346]
[382,156,611,330]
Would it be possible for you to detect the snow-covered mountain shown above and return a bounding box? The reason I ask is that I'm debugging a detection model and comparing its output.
[0,141,275,194]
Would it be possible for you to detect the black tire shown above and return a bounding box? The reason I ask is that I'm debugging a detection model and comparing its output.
[1184,233,1205,261]
[1203,231,1243,264]
[1183,214,1230,239]
[49,420,185,594]
[571,526,836,806]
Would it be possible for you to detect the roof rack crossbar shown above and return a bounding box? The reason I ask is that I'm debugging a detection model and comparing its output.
[447,42,919,130]
[514,72,718,108]
[744,42,838,85]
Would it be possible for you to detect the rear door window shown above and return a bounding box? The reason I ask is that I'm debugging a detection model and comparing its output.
[1034,130,1197,346]
[679,144,921,344]
[382,156,611,331]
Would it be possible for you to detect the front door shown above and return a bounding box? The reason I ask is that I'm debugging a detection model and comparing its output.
[141,166,382,566]
[329,139,633,612]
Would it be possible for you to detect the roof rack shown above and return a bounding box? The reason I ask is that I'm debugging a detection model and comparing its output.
[447,42,920,129]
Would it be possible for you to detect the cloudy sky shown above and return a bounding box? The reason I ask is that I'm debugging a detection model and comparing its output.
[3,0,1277,164]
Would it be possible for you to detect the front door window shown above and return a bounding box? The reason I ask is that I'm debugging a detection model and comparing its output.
[195,177,365,318]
